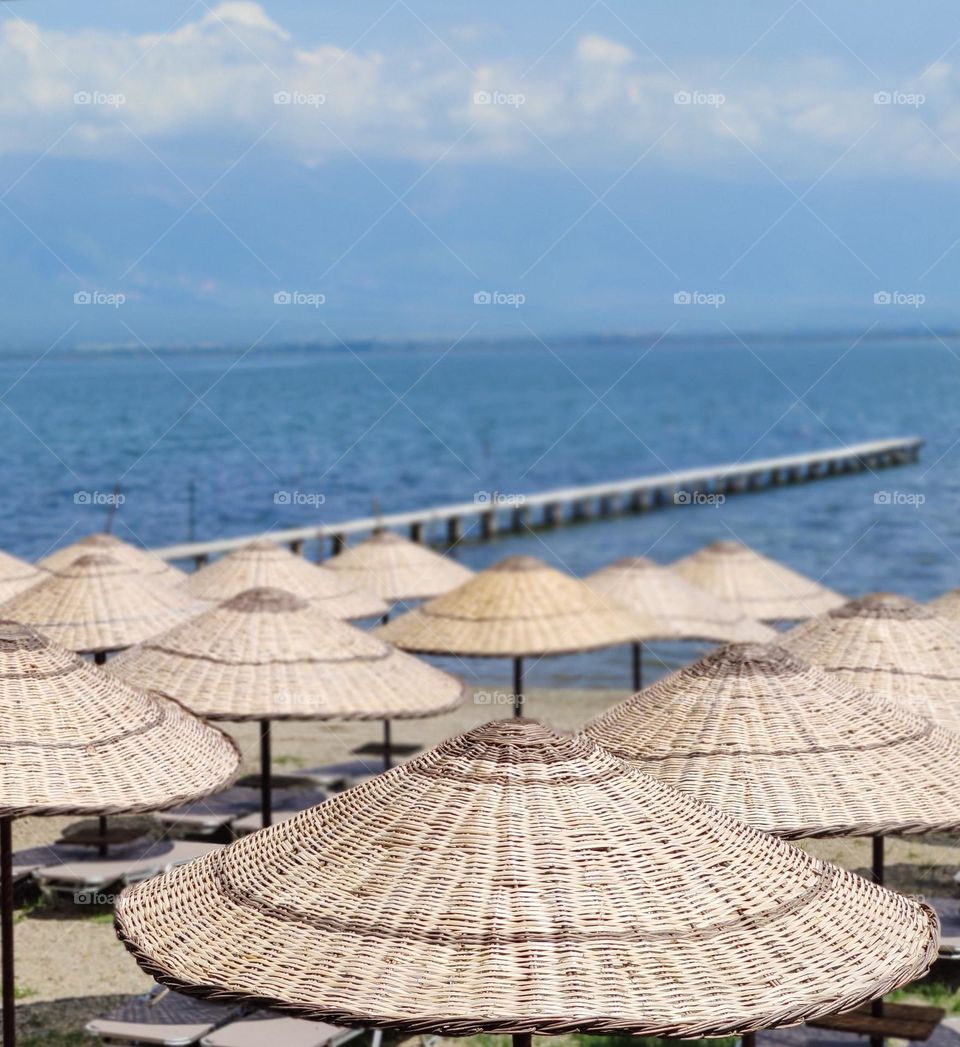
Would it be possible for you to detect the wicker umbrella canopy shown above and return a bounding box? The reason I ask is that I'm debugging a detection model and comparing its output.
[928,587,960,620]
[326,531,474,602]
[584,642,960,838]
[585,557,775,643]
[781,593,960,735]
[109,587,465,722]
[186,540,386,620]
[376,554,645,657]
[671,540,845,622]
[0,550,44,604]
[116,719,937,1039]
[0,619,240,1045]
[38,533,187,585]
[0,553,199,655]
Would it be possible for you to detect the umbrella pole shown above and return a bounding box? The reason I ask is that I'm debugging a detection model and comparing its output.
[260,719,272,829]
[631,641,643,691]
[870,835,885,1047]
[513,1035,532,1047]
[512,657,524,718]
[1,816,15,1047]
[91,650,110,852]
[741,1035,755,1047]
[383,720,392,771]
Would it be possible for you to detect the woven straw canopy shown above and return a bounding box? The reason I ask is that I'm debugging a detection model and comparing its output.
[0,620,239,817]
[326,531,474,602]
[585,556,775,643]
[116,719,937,1037]
[109,587,465,722]
[376,555,647,657]
[671,540,845,622]
[0,553,199,654]
[186,541,386,619]
[928,587,960,620]
[0,548,45,603]
[584,642,960,838]
[781,593,960,735]
[38,533,187,585]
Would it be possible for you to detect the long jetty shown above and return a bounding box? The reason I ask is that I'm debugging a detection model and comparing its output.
[154,436,924,568]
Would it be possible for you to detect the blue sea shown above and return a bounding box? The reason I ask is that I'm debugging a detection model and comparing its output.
[1,334,955,689]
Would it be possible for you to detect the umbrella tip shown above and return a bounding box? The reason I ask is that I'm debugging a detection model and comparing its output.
[831,592,931,620]
[221,587,310,613]
[489,555,546,573]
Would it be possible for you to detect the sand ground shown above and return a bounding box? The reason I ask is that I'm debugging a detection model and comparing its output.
[10,683,960,1043]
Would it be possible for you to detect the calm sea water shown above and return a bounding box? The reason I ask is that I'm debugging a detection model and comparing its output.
[1,335,955,688]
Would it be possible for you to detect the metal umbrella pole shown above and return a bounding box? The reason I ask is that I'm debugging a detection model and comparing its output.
[631,641,643,691]
[260,719,273,829]
[512,656,524,718]
[871,836,885,1047]
[381,609,391,770]
[1,816,14,1046]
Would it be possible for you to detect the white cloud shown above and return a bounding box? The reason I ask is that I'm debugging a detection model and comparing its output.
[1,2,960,178]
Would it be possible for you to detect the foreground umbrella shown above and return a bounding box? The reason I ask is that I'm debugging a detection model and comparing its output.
[186,540,386,620]
[0,553,198,662]
[376,555,646,716]
[585,555,775,688]
[671,539,845,622]
[38,533,187,586]
[110,588,465,820]
[0,620,239,1045]
[116,719,936,1044]
[326,530,474,604]
[585,642,960,1047]
[782,593,960,735]
[0,550,44,603]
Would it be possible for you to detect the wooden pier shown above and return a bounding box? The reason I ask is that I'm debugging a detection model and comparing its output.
[153,436,924,569]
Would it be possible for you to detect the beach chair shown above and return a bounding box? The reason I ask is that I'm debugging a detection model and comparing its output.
[299,760,382,791]
[37,839,222,903]
[200,1014,366,1047]
[86,986,243,1045]
[231,790,328,835]
[153,787,264,838]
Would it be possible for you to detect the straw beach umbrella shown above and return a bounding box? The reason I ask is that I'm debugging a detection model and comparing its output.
[186,539,386,619]
[781,593,960,736]
[0,619,239,1046]
[585,555,775,688]
[0,553,199,662]
[109,587,465,822]
[376,555,647,716]
[38,532,187,587]
[671,539,845,622]
[325,530,474,604]
[927,586,960,620]
[116,719,938,1046]
[583,641,960,1047]
[0,550,44,603]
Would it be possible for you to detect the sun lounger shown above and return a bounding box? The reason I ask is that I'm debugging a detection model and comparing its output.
[200,1015,363,1047]
[87,986,243,1045]
[37,839,222,902]
[930,895,960,958]
[231,790,328,835]
[299,760,382,791]
[155,786,323,838]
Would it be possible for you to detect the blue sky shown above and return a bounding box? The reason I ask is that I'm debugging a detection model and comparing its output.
[2,0,960,349]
